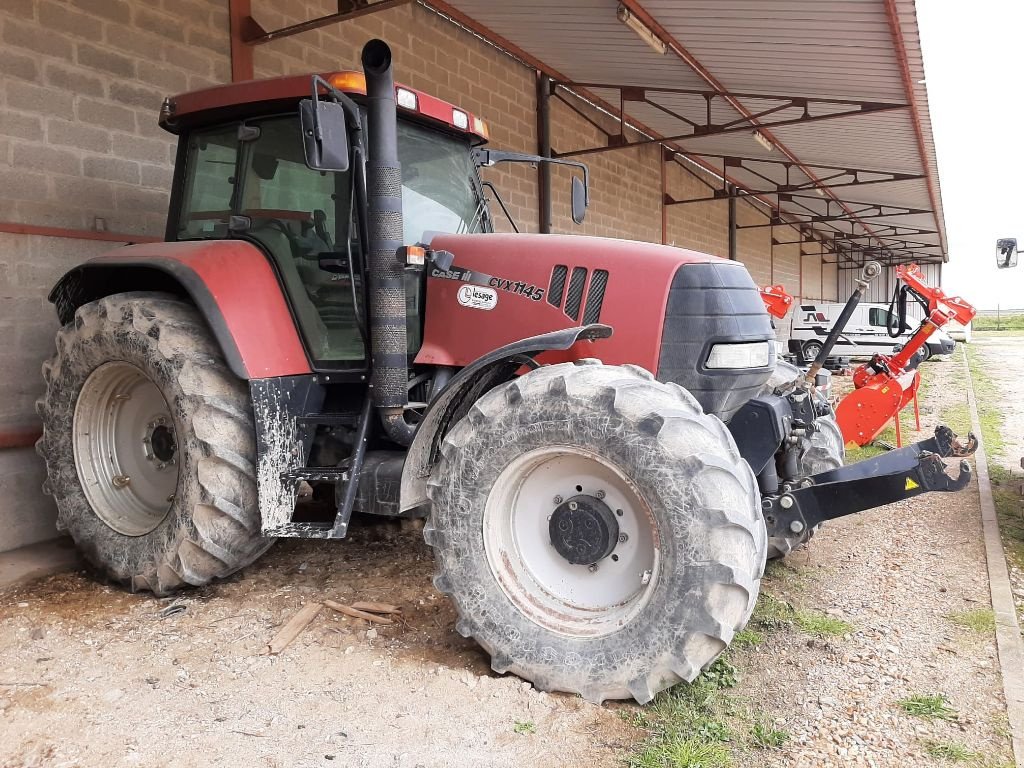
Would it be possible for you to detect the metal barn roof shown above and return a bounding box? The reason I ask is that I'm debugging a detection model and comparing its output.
[431,0,947,265]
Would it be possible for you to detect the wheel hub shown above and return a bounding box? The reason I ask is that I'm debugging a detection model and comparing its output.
[144,418,177,468]
[73,362,179,537]
[549,494,619,565]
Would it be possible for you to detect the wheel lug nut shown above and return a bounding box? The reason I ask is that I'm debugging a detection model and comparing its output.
[595,490,606,499]
[618,533,628,543]
[789,520,805,533]
[588,563,598,573]
[553,495,563,504]
[641,569,652,585]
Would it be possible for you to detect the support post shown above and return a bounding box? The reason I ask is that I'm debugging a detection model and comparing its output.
[727,189,737,260]
[229,0,255,82]
[660,147,667,245]
[536,72,552,234]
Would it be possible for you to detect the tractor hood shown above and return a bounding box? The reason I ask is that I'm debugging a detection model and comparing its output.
[417,232,773,422]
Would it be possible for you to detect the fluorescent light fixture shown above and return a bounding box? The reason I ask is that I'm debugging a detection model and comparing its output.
[706,341,772,369]
[752,130,774,152]
[617,4,666,55]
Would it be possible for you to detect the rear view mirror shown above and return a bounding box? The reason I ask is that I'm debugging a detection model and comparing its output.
[299,98,349,173]
[996,237,1019,269]
[571,175,587,225]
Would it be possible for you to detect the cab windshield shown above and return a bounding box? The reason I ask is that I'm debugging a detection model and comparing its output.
[176,114,487,367]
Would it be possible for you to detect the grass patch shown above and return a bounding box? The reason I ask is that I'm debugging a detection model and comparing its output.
[750,722,790,749]
[630,737,732,768]
[732,628,764,648]
[512,720,535,735]
[626,659,740,768]
[973,313,1024,332]
[923,740,980,762]
[947,608,996,633]
[748,593,853,637]
[749,593,795,630]
[898,693,959,722]
[793,609,853,637]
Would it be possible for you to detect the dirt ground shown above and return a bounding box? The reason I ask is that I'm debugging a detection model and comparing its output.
[0,349,1016,768]
[971,334,1024,473]
[736,347,1012,766]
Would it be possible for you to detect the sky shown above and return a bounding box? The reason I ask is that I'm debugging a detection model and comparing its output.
[917,0,1024,310]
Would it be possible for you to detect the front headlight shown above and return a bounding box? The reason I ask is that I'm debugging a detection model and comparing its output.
[706,341,772,369]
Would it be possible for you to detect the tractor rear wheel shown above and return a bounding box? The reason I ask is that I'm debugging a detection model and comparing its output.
[36,292,270,595]
[425,362,766,704]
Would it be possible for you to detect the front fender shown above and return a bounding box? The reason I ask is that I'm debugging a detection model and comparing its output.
[399,323,612,512]
[49,240,310,379]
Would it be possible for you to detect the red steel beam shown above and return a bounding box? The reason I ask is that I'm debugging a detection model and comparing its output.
[620,0,894,254]
[229,0,255,81]
[883,0,946,260]
[0,425,42,451]
[0,221,160,244]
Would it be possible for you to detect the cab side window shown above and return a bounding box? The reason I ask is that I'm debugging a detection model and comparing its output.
[868,308,892,328]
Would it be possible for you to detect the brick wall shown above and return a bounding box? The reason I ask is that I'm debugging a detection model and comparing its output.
[0,0,837,552]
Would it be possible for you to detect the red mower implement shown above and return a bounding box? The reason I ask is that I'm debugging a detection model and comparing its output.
[835,264,978,450]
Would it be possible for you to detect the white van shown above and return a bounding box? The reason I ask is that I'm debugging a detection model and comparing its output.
[947,318,972,344]
[789,302,956,363]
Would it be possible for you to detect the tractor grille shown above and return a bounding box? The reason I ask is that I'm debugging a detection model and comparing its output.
[548,264,608,324]
[582,270,608,325]
[657,262,775,422]
[547,265,567,307]
[564,267,587,320]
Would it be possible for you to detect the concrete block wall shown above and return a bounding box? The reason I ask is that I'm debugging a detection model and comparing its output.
[0,0,839,552]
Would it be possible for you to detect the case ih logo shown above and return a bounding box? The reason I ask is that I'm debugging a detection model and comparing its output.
[804,311,827,322]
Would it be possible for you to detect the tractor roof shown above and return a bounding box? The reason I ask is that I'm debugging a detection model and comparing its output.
[159,71,490,143]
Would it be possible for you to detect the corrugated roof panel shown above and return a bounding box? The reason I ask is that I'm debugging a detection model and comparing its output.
[439,0,946,262]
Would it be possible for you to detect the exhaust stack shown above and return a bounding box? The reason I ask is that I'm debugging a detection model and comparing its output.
[362,39,413,445]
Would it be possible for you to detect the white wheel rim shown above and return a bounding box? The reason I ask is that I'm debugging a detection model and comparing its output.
[483,446,660,638]
[73,362,180,537]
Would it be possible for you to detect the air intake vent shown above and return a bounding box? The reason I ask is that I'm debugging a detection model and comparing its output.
[564,267,587,320]
[582,269,608,324]
[548,264,568,307]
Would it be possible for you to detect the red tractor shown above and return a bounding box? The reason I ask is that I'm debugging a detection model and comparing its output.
[36,40,973,704]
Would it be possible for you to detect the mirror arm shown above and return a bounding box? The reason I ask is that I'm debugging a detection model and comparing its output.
[309,75,363,135]
[474,149,590,206]
[480,181,519,233]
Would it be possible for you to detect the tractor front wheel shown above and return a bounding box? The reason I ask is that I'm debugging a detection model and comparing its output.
[36,292,270,595]
[425,362,766,704]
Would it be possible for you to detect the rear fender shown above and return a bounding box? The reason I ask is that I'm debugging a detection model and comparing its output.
[48,241,311,379]
[399,323,612,512]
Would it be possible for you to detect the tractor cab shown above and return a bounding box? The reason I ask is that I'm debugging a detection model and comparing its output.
[162,72,493,370]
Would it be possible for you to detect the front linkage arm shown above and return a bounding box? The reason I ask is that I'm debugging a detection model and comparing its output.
[764,426,974,543]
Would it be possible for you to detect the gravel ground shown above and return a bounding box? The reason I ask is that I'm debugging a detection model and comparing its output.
[733,352,1013,767]
[968,333,1024,637]
[0,351,1015,767]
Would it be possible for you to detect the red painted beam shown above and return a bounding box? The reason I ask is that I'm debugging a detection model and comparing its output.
[883,0,946,260]
[0,221,160,244]
[229,0,255,82]
[0,425,42,451]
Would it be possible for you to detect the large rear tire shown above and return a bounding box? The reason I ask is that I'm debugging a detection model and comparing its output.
[36,292,270,595]
[425,362,766,704]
